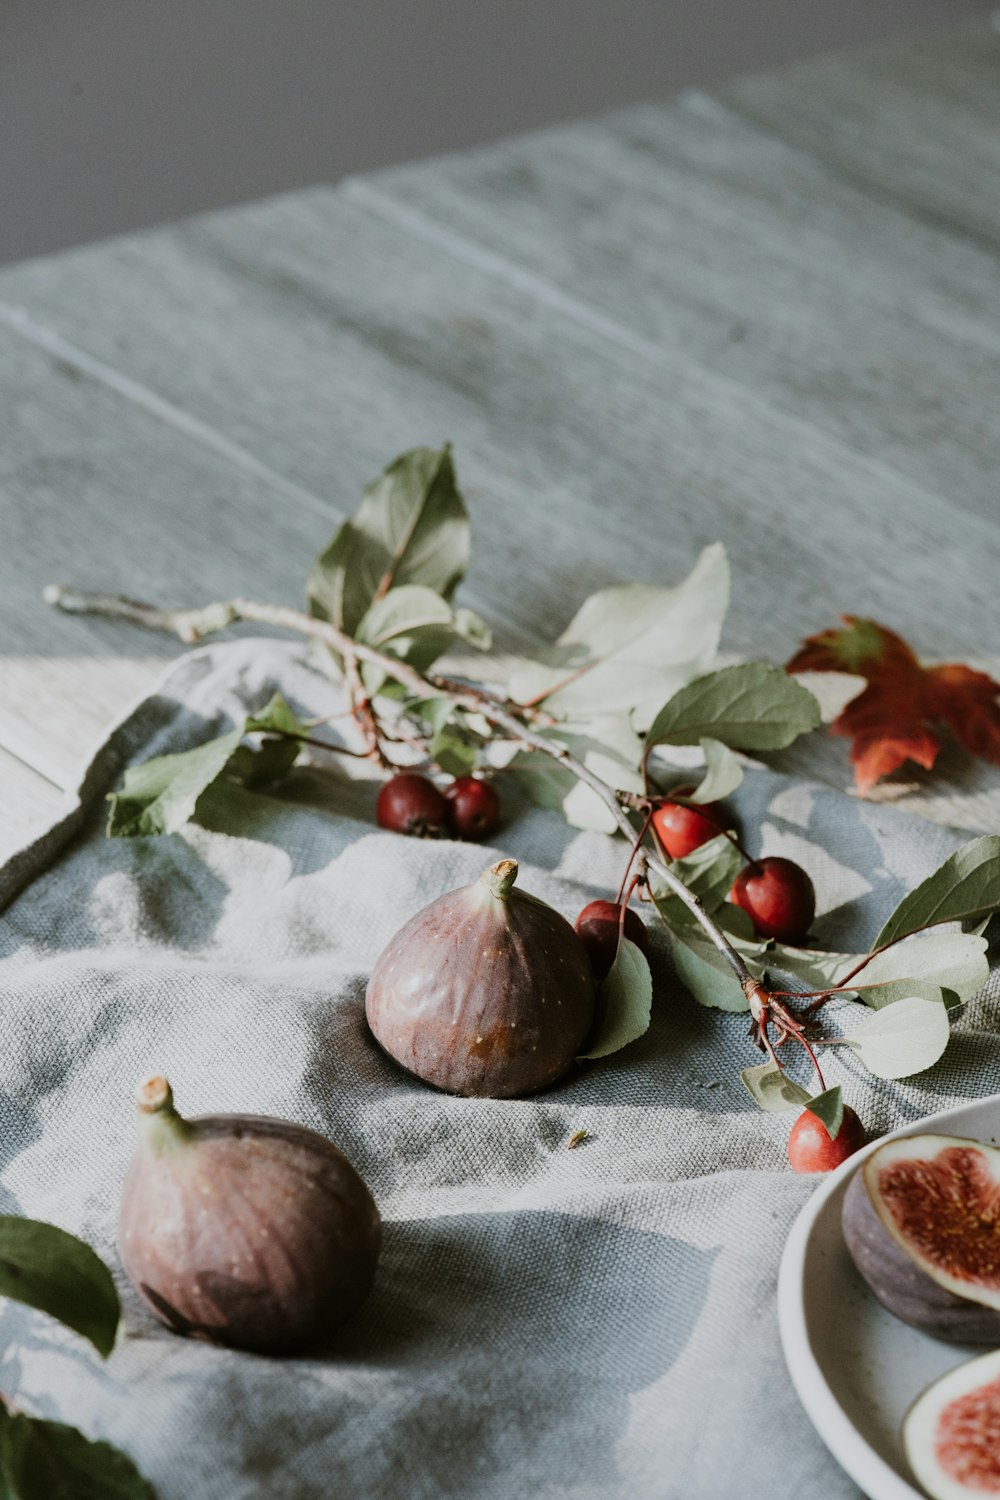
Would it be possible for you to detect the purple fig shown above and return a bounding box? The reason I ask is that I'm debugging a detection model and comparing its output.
[366,858,596,1098]
[118,1077,381,1354]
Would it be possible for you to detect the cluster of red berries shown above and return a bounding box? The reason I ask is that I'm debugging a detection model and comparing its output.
[376,773,501,842]
[651,795,816,945]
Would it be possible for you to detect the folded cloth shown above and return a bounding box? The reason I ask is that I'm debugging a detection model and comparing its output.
[1,639,996,1500]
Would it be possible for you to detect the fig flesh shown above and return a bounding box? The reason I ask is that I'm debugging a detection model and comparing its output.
[119,1077,381,1354]
[365,858,596,1098]
[842,1133,1000,1344]
[904,1348,1000,1499]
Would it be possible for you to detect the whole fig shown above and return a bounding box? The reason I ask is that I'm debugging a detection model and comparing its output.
[119,1077,381,1354]
[366,858,596,1098]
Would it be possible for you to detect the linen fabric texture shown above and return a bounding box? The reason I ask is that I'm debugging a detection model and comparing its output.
[1,640,997,1500]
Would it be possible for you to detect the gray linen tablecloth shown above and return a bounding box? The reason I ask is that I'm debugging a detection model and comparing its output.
[1,639,998,1500]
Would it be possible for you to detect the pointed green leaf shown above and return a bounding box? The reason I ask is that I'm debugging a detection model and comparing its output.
[507,544,729,728]
[578,938,653,1060]
[766,944,862,993]
[308,445,468,634]
[106,726,243,837]
[645,662,821,753]
[740,1062,811,1113]
[855,931,989,1010]
[715,902,758,941]
[803,1086,844,1141]
[872,836,1000,949]
[0,1407,154,1499]
[428,710,483,777]
[0,1218,119,1358]
[234,691,306,787]
[651,834,742,926]
[667,926,768,1012]
[685,738,744,804]
[842,994,951,1080]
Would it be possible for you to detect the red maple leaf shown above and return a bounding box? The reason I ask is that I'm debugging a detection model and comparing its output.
[786,617,1000,791]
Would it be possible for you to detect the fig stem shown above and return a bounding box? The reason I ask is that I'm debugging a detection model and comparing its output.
[483,859,519,900]
[46,591,759,1013]
[135,1076,193,1149]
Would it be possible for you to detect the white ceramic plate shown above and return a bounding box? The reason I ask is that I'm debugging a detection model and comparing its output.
[779,1095,1000,1499]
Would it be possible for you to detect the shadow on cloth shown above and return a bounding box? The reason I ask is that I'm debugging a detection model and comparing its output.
[318,1209,714,1495]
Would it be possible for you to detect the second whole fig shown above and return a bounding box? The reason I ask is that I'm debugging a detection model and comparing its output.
[366,859,596,1098]
[119,1077,381,1354]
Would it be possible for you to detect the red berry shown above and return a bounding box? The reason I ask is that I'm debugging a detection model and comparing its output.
[787,1106,866,1173]
[729,857,815,943]
[652,798,726,860]
[376,774,450,838]
[574,900,650,981]
[444,777,501,841]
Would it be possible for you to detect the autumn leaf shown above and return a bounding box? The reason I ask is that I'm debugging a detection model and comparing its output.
[787,616,1000,790]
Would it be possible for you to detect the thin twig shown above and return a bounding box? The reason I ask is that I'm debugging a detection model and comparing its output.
[46,584,758,991]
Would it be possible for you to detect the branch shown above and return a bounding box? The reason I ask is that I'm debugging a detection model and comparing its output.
[46,584,757,990]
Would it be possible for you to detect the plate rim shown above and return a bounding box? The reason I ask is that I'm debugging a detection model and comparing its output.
[778,1093,1000,1500]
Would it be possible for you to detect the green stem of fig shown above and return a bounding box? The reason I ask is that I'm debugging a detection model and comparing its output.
[482,858,518,901]
[136,1075,194,1151]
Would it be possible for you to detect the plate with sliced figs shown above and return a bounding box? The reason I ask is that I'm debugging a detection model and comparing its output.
[780,1095,1000,1500]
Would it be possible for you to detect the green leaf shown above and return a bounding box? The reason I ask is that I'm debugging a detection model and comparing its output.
[308,445,469,635]
[685,738,744,804]
[766,944,862,993]
[645,662,821,753]
[232,691,306,788]
[356,585,491,692]
[578,939,653,1060]
[667,926,769,1012]
[428,710,483,777]
[872,836,1000,949]
[740,1062,811,1113]
[507,543,729,728]
[841,994,951,1080]
[855,931,989,1010]
[108,693,312,836]
[0,1406,154,1499]
[651,834,742,926]
[803,1086,844,1141]
[0,1218,119,1358]
[107,727,243,837]
[509,716,644,833]
[715,902,758,941]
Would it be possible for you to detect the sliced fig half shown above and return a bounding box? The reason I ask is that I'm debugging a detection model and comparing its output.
[842,1133,1000,1344]
[904,1348,1000,1499]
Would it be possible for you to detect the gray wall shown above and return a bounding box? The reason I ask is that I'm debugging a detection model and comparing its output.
[3,0,994,266]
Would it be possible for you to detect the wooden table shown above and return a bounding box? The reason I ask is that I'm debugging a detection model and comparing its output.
[3,19,999,859]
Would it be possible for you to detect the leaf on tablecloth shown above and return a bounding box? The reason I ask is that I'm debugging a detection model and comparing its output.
[787,615,1000,789]
[842,994,951,1080]
[108,692,308,837]
[0,1406,154,1499]
[0,1217,119,1357]
[739,1062,811,1113]
[578,938,653,1060]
